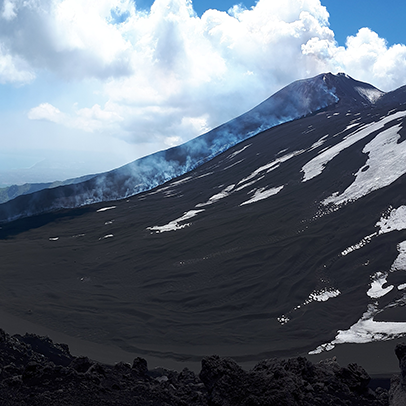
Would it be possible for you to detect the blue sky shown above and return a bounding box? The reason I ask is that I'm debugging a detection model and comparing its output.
[136,0,257,15]
[0,0,405,185]
[322,0,406,47]
[138,0,406,46]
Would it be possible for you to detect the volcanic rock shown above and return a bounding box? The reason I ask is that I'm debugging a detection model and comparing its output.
[0,328,208,405]
[0,328,391,405]
[199,354,387,406]
[389,343,406,406]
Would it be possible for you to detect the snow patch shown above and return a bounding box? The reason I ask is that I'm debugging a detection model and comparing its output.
[235,177,265,192]
[240,186,284,206]
[279,287,341,326]
[342,123,361,133]
[391,241,406,271]
[377,206,406,235]
[302,111,406,182]
[196,185,235,207]
[308,135,328,151]
[147,210,205,233]
[323,120,406,206]
[223,159,244,171]
[239,150,303,186]
[277,315,290,325]
[227,144,251,159]
[169,176,193,186]
[355,86,384,103]
[341,233,376,256]
[334,308,406,345]
[308,343,335,355]
[308,288,341,302]
[310,304,406,353]
[310,241,406,354]
[367,272,394,299]
[97,206,116,212]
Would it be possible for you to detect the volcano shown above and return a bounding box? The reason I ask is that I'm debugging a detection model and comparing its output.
[0,72,384,222]
[1,73,406,375]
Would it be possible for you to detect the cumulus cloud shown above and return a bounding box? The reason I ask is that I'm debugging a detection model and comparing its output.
[2,0,406,166]
[2,0,17,20]
[303,27,406,90]
[28,103,65,123]
[337,28,406,90]
[28,101,124,133]
[0,42,35,84]
[0,0,133,80]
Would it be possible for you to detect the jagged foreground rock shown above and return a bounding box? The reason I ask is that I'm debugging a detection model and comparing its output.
[200,355,389,406]
[390,344,406,406]
[0,328,394,405]
[0,329,207,406]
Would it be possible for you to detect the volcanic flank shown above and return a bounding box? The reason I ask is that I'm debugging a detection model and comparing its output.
[1,72,406,393]
[0,72,385,222]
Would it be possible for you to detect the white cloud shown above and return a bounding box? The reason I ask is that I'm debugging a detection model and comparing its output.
[0,42,35,84]
[334,28,406,91]
[28,103,65,123]
[2,0,17,20]
[0,0,405,180]
[0,0,133,80]
[28,101,124,133]
[164,136,182,147]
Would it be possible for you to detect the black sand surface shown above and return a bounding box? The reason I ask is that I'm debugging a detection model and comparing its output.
[2,91,406,383]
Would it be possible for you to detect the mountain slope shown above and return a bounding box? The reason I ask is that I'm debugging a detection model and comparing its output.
[0,174,96,204]
[1,76,405,371]
[0,72,383,222]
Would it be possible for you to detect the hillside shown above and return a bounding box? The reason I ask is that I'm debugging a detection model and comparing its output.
[0,72,384,222]
[1,73,406,378]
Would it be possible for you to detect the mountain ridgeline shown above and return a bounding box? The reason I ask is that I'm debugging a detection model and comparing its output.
[0,72,387,223]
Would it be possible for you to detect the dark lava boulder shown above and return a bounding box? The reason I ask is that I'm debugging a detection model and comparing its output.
[0,328,208,405]
[199,354,388,406]
[389,343,406,406]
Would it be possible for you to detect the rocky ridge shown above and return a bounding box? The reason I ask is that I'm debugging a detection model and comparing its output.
[1,328,403,405]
